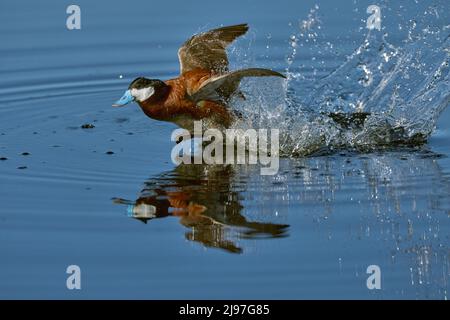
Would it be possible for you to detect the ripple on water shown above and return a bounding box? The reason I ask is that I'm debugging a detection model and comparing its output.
[0,0,449,299]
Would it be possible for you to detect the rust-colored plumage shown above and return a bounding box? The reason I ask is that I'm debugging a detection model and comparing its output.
[138,70,235,130]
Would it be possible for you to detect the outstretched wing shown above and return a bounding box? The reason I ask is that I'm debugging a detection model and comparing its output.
[189,68,286,103]
[178,24,249,75]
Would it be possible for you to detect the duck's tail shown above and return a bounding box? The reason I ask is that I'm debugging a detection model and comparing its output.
[190,68,286,103]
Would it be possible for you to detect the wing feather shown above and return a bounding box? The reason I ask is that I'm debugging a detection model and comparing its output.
[190,68,285,103]
[178,24,249,75]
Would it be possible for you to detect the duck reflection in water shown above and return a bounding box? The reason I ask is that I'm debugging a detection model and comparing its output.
[113,164,289,254]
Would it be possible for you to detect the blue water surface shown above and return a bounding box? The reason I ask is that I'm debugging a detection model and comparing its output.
[0,0,449,299]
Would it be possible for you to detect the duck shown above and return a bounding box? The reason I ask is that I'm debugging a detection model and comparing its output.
[112,23,285,132]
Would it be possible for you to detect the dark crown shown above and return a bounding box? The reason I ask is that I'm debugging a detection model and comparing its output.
[129,77,166,90]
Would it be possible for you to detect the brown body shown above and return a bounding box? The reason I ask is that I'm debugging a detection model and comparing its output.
[137,69,233,131]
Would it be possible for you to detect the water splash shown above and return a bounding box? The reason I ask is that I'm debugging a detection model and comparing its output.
[233,1,450,157]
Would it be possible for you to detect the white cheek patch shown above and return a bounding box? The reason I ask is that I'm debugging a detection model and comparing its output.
[131,87,155,102]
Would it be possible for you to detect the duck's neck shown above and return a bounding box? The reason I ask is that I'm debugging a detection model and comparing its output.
[138,85,171,119]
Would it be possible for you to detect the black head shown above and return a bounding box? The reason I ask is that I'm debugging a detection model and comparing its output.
[128,77,166,91]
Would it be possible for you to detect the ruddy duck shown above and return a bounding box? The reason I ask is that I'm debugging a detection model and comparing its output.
[112,23,285,132]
